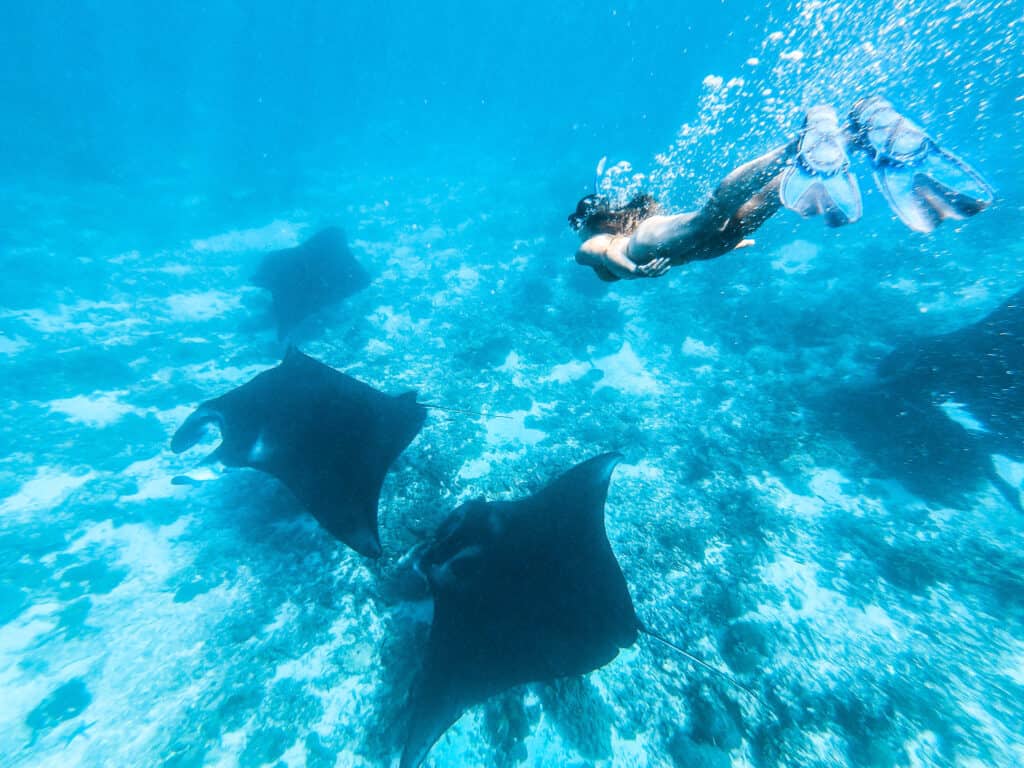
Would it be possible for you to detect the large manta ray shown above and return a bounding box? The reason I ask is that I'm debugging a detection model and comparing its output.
[171,348,425,557]
[820,288,1024,507]
[252,227,370,339]
[401,453,741,768]
[877,287,1024,444]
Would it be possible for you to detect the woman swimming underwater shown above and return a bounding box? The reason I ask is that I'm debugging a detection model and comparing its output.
[570,96,995,281]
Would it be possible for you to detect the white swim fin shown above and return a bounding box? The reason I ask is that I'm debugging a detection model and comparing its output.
[849,96,994,233]
[780,105,863,228]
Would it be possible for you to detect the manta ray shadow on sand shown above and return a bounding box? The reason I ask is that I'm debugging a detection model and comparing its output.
[400,452,750,768]
[251,226,371,340]
[817,288,1024,509]
[171,348,426,557]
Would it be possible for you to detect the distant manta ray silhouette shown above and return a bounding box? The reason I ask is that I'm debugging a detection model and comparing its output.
[401,452,752,768]
[877,287,1024,447]
[252,226,371,340]
[171,348,425,557]
[821,288,1024,509]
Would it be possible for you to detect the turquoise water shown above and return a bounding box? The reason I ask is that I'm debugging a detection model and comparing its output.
[2,1,1023,766]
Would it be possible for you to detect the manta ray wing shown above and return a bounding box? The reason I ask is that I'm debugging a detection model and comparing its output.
[401,453,637,768]
[171,347,424,557]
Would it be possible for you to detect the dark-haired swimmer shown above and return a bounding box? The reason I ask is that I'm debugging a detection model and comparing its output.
[571,97,994,282]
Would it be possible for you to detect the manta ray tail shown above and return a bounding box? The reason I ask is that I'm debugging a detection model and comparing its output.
[638,623,758,698]
[419,402,512,420]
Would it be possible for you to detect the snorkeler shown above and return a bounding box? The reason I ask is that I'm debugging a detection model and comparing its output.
[571,96,994,281]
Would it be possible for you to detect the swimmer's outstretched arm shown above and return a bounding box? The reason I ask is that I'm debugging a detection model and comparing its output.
[575,235,671,279]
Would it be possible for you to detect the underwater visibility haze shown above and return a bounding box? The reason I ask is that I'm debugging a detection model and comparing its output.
[2,0,1024,766]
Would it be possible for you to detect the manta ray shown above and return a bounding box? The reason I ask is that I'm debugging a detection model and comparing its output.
[820,288,1024,507]
[401,453,745,768]
[171,348,425,557]
[252,227,371,339]
[877,287,1024,445]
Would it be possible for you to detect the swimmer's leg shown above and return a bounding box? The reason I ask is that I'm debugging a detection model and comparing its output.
[712,176,785,251]
[627,142,796,267]
[700,140,798,226]
[779,105,863,227]
[730,175,784,236]
[848,96,994,233]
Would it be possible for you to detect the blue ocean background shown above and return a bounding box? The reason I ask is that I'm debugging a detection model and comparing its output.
[2,0,1023,765]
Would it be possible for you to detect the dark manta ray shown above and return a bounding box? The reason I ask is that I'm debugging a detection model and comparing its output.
[171,348,425,557]
[402,452,745,768]
[820,288,1024,507]
[878,287,1024,445]
[252,227,370,339]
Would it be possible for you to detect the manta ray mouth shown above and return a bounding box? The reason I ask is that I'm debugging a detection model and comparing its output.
[170,407,225,461]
